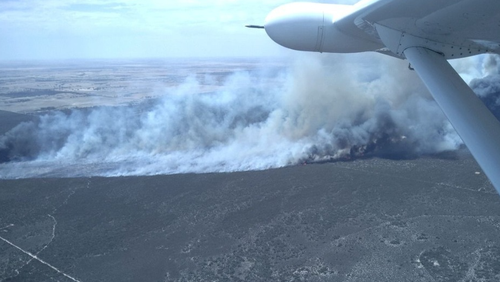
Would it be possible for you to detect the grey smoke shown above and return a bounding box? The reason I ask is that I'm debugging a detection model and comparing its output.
[470,54,500,119]
[0,54,465,178]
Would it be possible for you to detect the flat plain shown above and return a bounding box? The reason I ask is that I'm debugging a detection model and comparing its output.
[1,59,499,282]
[1,147,499,281]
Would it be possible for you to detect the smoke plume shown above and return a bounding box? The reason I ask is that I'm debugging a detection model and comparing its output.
[0,54,467,178]
[469,54,500,119]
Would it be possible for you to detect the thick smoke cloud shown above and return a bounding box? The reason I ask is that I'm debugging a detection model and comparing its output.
[0,54,465,178]
[469,55,500,120]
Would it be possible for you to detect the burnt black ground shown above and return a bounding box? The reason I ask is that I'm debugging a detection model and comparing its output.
[1,111,500,282]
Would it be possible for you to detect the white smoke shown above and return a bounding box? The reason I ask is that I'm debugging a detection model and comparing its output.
[0,53,463,178]
[469,55,500,97]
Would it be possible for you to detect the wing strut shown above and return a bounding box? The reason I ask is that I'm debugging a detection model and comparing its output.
[404,47,500,193]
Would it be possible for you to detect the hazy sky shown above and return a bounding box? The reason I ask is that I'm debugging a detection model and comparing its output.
[0,0,357,61]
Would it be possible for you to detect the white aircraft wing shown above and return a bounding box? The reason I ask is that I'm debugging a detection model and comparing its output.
[255,0,500,194]
[404,47,500,194]
[335,0,500,58]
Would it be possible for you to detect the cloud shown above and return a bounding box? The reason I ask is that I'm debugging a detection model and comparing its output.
[0,0,289,33]
[0,0,360,59]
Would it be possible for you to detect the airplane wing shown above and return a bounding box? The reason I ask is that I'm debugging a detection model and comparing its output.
[257,0,500,194]
[335,0,500,58]
[404,47,500,194]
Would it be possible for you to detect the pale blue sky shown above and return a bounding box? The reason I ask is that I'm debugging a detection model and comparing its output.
[0,0,357,60]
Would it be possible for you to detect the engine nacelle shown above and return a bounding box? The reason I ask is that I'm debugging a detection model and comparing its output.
[264,2,379,53]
